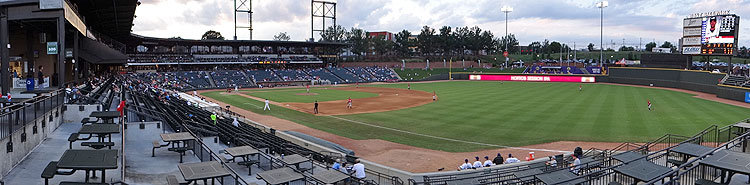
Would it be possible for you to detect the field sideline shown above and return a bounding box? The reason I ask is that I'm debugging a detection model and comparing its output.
[202,81,750,152]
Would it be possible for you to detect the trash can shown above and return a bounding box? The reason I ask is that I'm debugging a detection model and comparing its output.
[26,78,34,91]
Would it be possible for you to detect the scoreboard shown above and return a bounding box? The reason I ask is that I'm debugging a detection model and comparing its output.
[681,11,740,56]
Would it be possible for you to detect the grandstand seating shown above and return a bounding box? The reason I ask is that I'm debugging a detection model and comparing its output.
[346,67,377,82]
[307,68,343,83]
[274,69,312,81]
[246,69,281,83]
[328,67,364,83]
[210,70,253,88]
[176,71,213,89]
[366,67,399,81]
[722,75,747,87]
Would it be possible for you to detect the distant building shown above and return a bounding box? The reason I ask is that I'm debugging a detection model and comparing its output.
[368,31,394,41]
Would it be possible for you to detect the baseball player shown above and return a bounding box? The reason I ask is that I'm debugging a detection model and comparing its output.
[407,83,411,90]
[314,101,319,114]
[433,91,437,101]
[647,100,652,111]
[346,97,353,109]
[579,85,582,92]
[263,99,271,111]
[306,85,310,94]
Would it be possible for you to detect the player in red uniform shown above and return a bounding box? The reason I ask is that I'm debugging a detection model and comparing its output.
[579,85,582,91]
[306,85,310,94]
[347,97,353,109]
[647,100,652,111]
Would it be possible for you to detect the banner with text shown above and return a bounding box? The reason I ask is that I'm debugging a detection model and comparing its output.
[469,75,596,83]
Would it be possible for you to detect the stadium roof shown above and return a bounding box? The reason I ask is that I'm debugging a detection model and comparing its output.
[69,0,138,41]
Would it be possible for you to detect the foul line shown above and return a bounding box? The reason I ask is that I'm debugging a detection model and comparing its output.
[327,115,569,153]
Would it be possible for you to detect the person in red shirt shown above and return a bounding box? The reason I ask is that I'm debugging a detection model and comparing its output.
[116,100,126,116]
[306,85,310,94]
[579,85,582,92]
[347,97,353,109]
[647,100,652,111]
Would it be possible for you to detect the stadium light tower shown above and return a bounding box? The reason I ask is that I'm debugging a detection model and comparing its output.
[501,5,513,67]
[597,1,608,67]
[501,5,513,52]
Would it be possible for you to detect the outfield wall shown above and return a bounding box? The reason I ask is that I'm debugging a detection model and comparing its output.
[604,67,724,94]
[716,85,750,102]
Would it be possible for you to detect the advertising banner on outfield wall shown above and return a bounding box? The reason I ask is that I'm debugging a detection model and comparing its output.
[469,75,596,83]
[745,92,750,103]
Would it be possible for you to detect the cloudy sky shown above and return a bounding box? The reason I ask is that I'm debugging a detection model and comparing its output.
[132,0,750,49]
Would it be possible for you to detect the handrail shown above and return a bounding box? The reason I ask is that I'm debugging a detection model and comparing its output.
[646,131,750,185]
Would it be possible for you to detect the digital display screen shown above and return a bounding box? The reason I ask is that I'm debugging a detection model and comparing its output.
[699,15,739,55]
[701,15,737,44]
[682,13,740,56]
[469,75,596,83]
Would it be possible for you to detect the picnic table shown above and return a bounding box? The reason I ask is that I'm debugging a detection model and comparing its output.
[178,161,231,184]
[613,160,672,183]
[311,169,350,184]
[282,154,312,172]
[57,149,118,183]
[224,146,260,175]
[699,150,750,183]
[257,167,304,185]
[160,132,196,163]
[535,170,584,185]
[89,111,120,124]
[78,124,120,143]
[612,151,645,163]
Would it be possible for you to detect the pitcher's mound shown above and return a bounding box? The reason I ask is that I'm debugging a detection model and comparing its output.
[295,93,319,96]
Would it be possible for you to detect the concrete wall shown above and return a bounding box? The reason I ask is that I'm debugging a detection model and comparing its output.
[62,104,102,124]
[606,67,724,94]
[0,106,64,180]
[716,85,749,102]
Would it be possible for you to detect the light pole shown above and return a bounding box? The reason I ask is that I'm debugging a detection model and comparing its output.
[597,1,608,67]
[502,5,513,67]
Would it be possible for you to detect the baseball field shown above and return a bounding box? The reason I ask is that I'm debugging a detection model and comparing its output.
[201,81,750,153]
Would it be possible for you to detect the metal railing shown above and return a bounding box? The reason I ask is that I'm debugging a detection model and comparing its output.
[0,89,65,141]
[649,131,750,185]
[181,126,252,185]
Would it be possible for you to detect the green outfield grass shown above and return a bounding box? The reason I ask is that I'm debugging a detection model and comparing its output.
[245,88,377,103]
[202,81,750,152]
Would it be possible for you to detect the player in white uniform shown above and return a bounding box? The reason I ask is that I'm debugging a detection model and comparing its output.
[263,99,271,111]
[458,159,472,170]
[472,157,483,169]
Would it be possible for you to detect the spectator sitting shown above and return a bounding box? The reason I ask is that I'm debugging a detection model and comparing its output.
[352,159,366,180]
[570,154,581,174]
[483,156,494,167]
[505,154,521,164]
[332,159,342,170]
[546,156,557,167]
[492,153,504,165]
[458,159,472,170]
[472,157,482,169]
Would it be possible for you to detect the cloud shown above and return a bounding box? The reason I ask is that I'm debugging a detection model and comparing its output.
[132,0,750,47]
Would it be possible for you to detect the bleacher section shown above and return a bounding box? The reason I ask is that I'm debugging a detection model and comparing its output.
[307,68,343,83]
[722,75,748,87]
[328,67,364,83]
[246,69,281,83]
[177,71,213,89]
[273,69,312,81]
[211,70,254,88]
[346,67,377,82]
[366,67,399,81]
